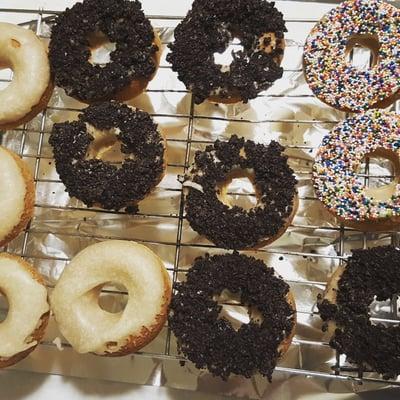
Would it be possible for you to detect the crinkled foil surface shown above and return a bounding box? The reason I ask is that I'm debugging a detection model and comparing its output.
[1,1,400,398]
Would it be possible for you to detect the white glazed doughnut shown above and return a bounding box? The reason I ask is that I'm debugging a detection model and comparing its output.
[51,240,171,356]
[0,254,49,368]
[0,146,35,247]
[0,22,52,129]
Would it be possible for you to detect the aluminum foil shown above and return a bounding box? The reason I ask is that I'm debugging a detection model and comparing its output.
[1,1,400,398]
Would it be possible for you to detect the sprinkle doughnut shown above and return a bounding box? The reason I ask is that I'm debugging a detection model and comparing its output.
[49,102,165,213]
[0,146,35,247]
[169,252,296,380]
[318,246,400,379]
[51,240,171,355]
[167,0,286,104]
[0,254,49,368]
[304,0,400,113]
[0,22,52,129]
[313,110,400,231]
[49,0,161,103]
[184,135,298,249]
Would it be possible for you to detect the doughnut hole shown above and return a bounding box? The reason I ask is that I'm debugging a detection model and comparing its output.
[0,291,9,323]
[213,37,244,71]
[97,282,128,314]
[87,31,116,66]
[216,169,260,211]
[356,148,400,202]
[85,125,127,165]
[214,289,263,331]
[345,34,380,70]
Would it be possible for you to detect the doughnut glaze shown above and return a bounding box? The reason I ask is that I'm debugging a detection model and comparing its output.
[304,0,400,112]
[0,22,51,128]
[51,241,171,355]
[0,146,35,247]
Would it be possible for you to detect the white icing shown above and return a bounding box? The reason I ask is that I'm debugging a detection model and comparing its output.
[51,240,170,354]
[0,22,50,124]
[0,256,49,358]
[0,147,26,242]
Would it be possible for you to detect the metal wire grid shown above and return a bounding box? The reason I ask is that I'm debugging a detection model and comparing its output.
[0,4,399,390]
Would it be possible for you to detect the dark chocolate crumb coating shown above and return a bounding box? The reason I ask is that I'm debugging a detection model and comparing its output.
[169,252,295,380]
[318,246,400,379]
[49,102,164,212]
[49,0,157,102]
[167,0,286,103]
[184,135,297,249]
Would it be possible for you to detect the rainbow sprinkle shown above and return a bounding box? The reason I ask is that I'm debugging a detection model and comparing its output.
[313,110,400,221]
[304,0,400,112]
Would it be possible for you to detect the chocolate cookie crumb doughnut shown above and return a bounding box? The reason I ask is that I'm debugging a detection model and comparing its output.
[313,110,400,231]
[168,0,286,104]
[184,135,298,249]
[49,0,161,103]
[318,246,400,379]
[0,254,49,368]
[0,146,35,247]
[0,22,52,129]
[49,102,165,212]
[170,252,296,380]
[304,0,400,113]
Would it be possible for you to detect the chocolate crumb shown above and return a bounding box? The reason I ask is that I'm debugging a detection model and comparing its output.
[184,135,297,249]
[167,0,286,103]
[169,252,295,380]
[318,246,400,379]
[49,102,164,212]
[49,0,157,102]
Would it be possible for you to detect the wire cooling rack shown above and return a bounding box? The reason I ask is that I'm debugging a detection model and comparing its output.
[1,2,400,397]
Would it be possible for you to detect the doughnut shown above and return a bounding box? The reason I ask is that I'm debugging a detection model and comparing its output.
[0,254,49,368]
[313,110,400,231]
[318,246,400,379]
[51,240,171,355]
[49,102,165,213]
[167,0,286,104]
[303,0,400,113]
[169,252,296,380]
[49,0,161,103]
[184,135,298,249]
[0,146,35,247]
[0,22,52,130]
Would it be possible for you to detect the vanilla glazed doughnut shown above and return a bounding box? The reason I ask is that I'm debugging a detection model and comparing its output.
[0,254,49,368]
[51,241,171,355]
[318,246,400,379]
[169,252,296,380]
[0,146,35,247]
[313,110,400,231]
[49,102,165,213]
[0,22,52,129]
[303,0,400,113]
[183,135,298,249]
[49,0,161,103]
[168,0,286,104]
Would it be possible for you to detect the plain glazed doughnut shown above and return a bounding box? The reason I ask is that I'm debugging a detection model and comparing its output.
[304,0,400,113]
[49,102,166,213]
[168,0,286,104]
[49,0,161,103]
[313,110,400,231]
[169,252,296,380]
[184,135,298,249]
[318,246,400,379]
[51,240,171,355]
[0,254,49,368]
[0,146,35,247]
[0,22,52,129]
